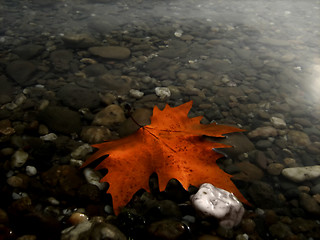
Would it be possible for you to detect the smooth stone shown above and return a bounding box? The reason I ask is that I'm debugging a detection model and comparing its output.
[50,49,73,72]
[11,149,29,168]
[71,144,93,160]
[267,163,284,176]
[6,60,36,85]
[68,212,89,225]
[25,166,37,176]
[56,84,100,109]
[83,63,108,77]
[270,116,286,129]
[89,46,131,60]
[232,161,264,181]
[62,34,99,49]
[299,193,320,215]
[148,219,186,240]
[248,126,278,138]
[118,108,152,137]
[269,222,292,239]
[255,139,272,149]
[287,130,311,147]
[129,89,144,99]
[83,168,107,191]
[95,74,131,93]
[7,175,24,188]
[282,166,320,182]
[81,126,112,144]
[39,106,82,134]
[12,44,44,59]
[92,104,126,128]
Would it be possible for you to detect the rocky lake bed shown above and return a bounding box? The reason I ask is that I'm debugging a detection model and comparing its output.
[0,0,320,239]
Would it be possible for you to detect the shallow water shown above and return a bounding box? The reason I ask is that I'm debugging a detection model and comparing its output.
[1,0,320,239]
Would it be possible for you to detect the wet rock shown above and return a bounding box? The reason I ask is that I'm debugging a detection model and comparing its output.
[7,175,24,188]
[62,33,99,49]
[232,161,264,181]
[290,217,318,234]
[282,165,320,182]
[0,119,15,136]
[6,60,36,86]
[287,130,311,147]
[270,116,286,129]
[269,222,292,239]
[240,218,256,234]
[190,183,244,229]
[129,89,144,99]
[247,181,282,208]
[12,44,44,59]
[50,49,73,72]
[39,106,82,134]
[248,126,277,138]
[68,212,89,225]
[56,84,100,109]
[83,63,108,77]
[89,46,131,60]
[299,193,320,215]
[212,133,255,160]
[11,149,29,168]
[71,144,93,160]
[83,168,107,191]
[92,104,126,128]
[78,183,102,202]
[267,163,284,176]
[155,87,171,100]
[118,108,152,137]
[148,219,187,240]
[81,126,112,144]
[41,165,84,197]
[95,74,131,93]
[61,220,126,240]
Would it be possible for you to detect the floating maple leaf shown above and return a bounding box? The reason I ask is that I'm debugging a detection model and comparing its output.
[82,101,249,214]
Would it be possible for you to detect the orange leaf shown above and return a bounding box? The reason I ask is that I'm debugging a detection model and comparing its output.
[82,100,249,214]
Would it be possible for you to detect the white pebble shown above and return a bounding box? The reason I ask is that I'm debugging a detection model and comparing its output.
[11,149,29,168]
[70,159,83,167]
[26,165,37,176]
[40,133,58,141]
[129,89,144,99]
[48,197,60,205]
[155,87,171,100]
[270,116,286,128]
[83,168,107,190]
[71,144,93,160]
[190,183,244,229]
[282,165,320,182]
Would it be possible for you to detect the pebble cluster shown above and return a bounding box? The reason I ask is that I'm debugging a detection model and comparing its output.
[0,0,320,239]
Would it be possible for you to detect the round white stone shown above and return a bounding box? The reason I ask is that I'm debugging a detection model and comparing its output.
[11,149,29,168]
[26,165,37,176]
[155,87,171,100]
[282,165,320,182]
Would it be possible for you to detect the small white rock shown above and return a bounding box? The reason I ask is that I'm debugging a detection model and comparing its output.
[48,197,60,205]
[270,116,286,128]
[83,168,107,190]
[71,144,93,159]
[190,183,245,229]
[155,87,171,100]
[11,149,29,168]
[129,89,144,99]
[26,165,37,176]
[40,133,57,141]
[282,165,320,182]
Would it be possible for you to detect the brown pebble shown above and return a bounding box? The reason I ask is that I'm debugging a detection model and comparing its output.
[0,208,9,224]
[7,176,24,188]
[241,218,256,234]
[68,212,89,225]
[264,210,278,226]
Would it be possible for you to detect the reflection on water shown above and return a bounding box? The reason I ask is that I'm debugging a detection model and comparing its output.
[0,0,320,239]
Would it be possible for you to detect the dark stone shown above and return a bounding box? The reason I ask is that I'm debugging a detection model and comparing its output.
[56,84,100,109]
[12,44,44,59]
[50,50,73,72]
[38,106,82,134]
[6,60,36,86]
[83,63,108,77]
[247,181,283,208]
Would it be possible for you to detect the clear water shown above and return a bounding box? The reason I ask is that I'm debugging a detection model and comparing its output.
[1,0,320,238]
